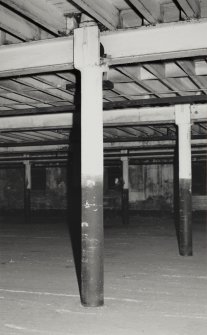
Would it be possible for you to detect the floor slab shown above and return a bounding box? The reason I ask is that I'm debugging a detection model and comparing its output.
[0,213,206,335]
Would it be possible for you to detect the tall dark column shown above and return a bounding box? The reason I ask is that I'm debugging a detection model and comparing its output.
[24,160,31,224]
[121,155,129,225]
[175,105,192,256]
[74,23,106,306]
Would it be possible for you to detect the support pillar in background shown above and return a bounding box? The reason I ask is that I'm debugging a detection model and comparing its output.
[175,104,192,256]
[121,153,129,225]
[24,160,31,224]
[74,24,106,307]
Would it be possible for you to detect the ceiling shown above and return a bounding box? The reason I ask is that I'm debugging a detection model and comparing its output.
[0,0,207,163]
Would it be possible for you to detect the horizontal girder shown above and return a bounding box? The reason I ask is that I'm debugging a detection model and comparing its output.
[1,20,207,77]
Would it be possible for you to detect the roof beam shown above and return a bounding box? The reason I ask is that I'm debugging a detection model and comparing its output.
[0,21,207,77]
[105,138,207,149]
[0,144,68,153]
[174,0,201,18]
[127,0,161,24]
[72,0,120,30]
[0,104,205,131]
[1,95,207,116]
[0,0,65,35]
[0,138,206,154]
[0,37,74,78]
[101,20,207,65]
[0,20,207,78]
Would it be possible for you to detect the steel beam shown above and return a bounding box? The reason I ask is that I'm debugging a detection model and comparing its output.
[1,20,207,77]
[0,37,73,78]
[0,144,68,153]
[0,113,73,131]
[0,138,206,155]
[0,104,205,131]
[101,20,207,65]
[104,138,207,149]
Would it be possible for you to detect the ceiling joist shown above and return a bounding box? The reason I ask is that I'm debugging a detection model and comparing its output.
[0,104,205,132]
[174,0,201,18]
[0,4,50,42]
[127,0,161,24]
[72,0,120,29]
[0,0,66,35]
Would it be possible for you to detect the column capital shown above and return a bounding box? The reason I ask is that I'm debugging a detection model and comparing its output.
[121,149,128,161]
[23,159,30,166]
[121,156,128,162]
[175,104,191,125]
[74,25,100,70]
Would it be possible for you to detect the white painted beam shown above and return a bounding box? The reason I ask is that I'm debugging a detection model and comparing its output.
[0,104,205,131]
[0,144,68,153]
[101,20,207,65]
[103,106,175,125]
[104,138,207,149]
[0,113,73,131]
[0,37,73,78]
[0,138,206,154]
[1,20,207,77]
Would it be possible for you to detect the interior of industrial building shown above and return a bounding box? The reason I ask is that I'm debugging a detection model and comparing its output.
[0,0,207,334]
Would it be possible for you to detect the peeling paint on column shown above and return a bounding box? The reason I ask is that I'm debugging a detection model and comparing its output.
[179,178,192,256]
[81,178,104,307]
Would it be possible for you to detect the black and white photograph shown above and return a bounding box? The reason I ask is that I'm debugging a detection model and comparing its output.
[0,0,206,334]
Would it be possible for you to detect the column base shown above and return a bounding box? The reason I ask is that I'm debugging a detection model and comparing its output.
[122,189,129,225]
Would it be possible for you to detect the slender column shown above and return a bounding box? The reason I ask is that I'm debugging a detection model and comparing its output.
[74,25,106,307]
[121,154,129,225]
[175,105,192,256]
[24,160,31,224]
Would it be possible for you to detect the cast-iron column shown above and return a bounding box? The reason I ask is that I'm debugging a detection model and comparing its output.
[24,160,31,224]
[74,24,106,306]
[121,154,129,225]
[175,104,192,256]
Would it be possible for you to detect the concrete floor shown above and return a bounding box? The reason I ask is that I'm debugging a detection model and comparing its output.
[0,213,206,335]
